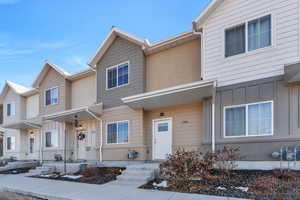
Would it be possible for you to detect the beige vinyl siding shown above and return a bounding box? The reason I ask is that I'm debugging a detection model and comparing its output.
[203,0,300,87]
[145,39,201,91]
[71,120,99,161]
[39,68,69,116]
[71,75,96,109]
[3,88,24,125]
[144,104,203,160]
[41,121,74,161]
[26,94,39,119]
[3,129,21,159]
[101,106,147,161]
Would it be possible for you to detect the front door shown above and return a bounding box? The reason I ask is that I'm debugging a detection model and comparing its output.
[77,131,87,160]
[153,118,172,160]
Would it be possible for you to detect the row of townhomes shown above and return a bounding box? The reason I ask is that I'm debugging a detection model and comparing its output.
[0,0,300,162]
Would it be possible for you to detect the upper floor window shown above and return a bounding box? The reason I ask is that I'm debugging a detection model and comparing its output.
[45,87,58,106]
[225,24,246,57]
[107,121,129,144]
[225,15,272,57]
[248,15,271,51]
[224,101,273,137]
[107,62,129,89]
[7,102,16,117]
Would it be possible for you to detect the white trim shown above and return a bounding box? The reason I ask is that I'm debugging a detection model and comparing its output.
[88,27,147,67]
[106,120,129,145]
[223,14,274,60]
[105,61,130,90]
[152,118,173,160]
[223,100,274,138]
[44,86,59,107]
[193,0,224,29]
[122,80,214,103]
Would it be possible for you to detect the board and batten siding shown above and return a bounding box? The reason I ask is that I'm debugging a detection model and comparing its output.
[202,76,300,160]
[202,0,300,87]
[26,94,39,119]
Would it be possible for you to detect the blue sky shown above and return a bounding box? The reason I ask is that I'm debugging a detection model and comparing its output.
[0,0,210,89]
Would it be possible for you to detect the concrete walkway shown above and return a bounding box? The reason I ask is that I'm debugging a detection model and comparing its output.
[0,174,246,200]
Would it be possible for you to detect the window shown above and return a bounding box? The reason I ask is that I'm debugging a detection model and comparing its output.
[6,102,15,117]
[224,101,273,137]
[45,88,58,106]
[225,24,246,57]
[225,15,272,57]
[248,15,271,51]
[107,121,129,144]
[45,131,58,148]
[6,136,15,151]
[158,123,169,132]
[107,63,129,89]
[30,137,34,153]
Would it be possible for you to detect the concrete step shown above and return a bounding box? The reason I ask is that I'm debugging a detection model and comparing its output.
[122,170,154,177]
[117,174,152,182]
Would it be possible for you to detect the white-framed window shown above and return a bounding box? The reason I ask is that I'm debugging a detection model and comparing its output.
[248,15,271,51]
[45,131,58,148]
[6,136,15,151]
[6,102,16,117]
[225,14,272,57]
[224,101,273,138]
[225,24,246,57]
[107,121,129,144]
[45,87,58,106]
[106,62,129,89]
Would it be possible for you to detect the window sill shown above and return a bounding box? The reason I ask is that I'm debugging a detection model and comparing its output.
[223,45,274,62]
[105,83,129,91]
[224,134,273,139]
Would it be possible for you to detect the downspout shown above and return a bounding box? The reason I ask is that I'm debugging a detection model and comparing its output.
[86,109,103,162]
[212,81,217,153]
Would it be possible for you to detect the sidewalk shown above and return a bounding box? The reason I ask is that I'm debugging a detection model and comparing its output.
[0,174,246,200]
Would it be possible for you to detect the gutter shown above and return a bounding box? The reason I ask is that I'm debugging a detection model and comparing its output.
[86,109,103,162]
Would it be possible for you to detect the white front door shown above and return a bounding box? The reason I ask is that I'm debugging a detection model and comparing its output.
[153,118,172,160]
[77,131,87,160]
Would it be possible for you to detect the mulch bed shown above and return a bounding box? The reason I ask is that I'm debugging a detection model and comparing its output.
[31,167,125,185]
[140,170,300,200]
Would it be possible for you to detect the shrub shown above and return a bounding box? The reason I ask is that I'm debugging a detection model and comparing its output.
[82,166,99,177]
[215,146,240,178]
[160,148,216,191]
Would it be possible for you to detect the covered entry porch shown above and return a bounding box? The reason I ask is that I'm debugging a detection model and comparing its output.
[122,80,215,160]
[43,104,103,162]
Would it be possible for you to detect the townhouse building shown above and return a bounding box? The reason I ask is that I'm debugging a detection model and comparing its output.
[0,0,299,162]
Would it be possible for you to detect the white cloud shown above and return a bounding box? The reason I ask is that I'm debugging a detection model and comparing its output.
[36,41,68,49]
[0,49,33,56]
[64,56,88,72]
[0,0,20,4]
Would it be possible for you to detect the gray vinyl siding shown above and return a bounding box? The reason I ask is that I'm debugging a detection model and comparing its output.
[203,76,300,160]
[96,37,145,109]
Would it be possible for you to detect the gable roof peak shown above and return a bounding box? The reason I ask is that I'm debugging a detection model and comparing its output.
[193,0,225,30]
[6,80,31,94]
[88,27,149,68]
[32,61,71,88]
